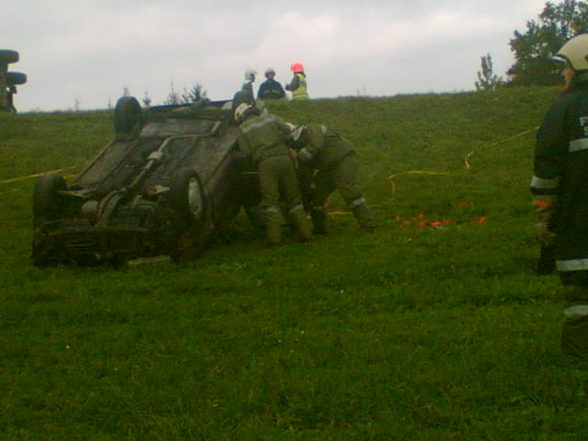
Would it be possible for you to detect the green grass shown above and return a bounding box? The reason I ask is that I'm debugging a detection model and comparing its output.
[1,88,587,440]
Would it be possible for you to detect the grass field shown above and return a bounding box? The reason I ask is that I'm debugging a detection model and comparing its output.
[1,88,587,440]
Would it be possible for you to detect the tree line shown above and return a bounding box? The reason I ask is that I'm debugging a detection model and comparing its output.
[476,0,588,91]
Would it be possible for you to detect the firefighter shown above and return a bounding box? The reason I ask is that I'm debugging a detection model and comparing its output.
[285,62,309,100]
[235,102,312,245]
[290,124,374,234]
[242,69,257,101]
[257,68,286,100]
[531,34,588,361]
[232,69,257,115]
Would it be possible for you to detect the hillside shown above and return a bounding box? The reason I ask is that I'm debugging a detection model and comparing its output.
[1,88,586,440]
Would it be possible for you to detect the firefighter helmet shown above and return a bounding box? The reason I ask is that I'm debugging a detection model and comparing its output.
[264,68,275,77]
[290,62,304,73]
[235,103,253,123]
[553,34,588,71]
[244,69,257,81]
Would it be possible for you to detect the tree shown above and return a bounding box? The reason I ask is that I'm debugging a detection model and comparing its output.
[164,82,207,105]
[164,81,181,105]
[142,90,152,108]
[181,84,207,103]
[508,1,588,86]
[475,54,504,91]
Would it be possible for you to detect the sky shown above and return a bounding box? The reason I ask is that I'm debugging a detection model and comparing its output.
[3,0,550,112]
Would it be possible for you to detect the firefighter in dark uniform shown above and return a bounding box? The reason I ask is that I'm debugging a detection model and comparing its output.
[531,34,588,361]
[291,124,374,234]
[235,102,312,245]
[257,68,286,100]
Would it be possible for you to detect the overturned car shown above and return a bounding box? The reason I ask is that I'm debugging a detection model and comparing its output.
[32,97,260,266]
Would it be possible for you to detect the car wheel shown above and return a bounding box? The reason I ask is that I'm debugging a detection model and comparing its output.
[114,96,142,139]
[0,50,19,64]
[33,174,67,227]
[169,168,207,222]
[7,72,27,86]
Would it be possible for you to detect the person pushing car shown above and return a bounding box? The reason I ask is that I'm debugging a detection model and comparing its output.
[290,124,374,234]
[235,102,312,246]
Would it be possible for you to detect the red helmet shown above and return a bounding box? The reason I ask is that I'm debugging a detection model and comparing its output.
[290,62,304,73]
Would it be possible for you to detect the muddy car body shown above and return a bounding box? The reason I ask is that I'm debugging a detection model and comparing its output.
[32,97,259,266]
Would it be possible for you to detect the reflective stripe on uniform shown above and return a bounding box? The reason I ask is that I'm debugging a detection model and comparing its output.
[564,304,588,319]
[569,138,588,152]
[289,203,304,214]
[241,116,278,134]
[557,259,588,271]
[263,205,281,215]
[349,196,366,208]
[530,175,561,190]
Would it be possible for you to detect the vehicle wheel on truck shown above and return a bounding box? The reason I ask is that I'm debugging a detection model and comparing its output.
[114,96,142,140]
[0,50,19,64]
[7,72,27,86]
[33,174,67,227]
[169,168,207,222]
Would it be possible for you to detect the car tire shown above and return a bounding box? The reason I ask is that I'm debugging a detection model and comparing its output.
[0,50,19,64]
[33,174,67,226]
[114,96,142,139]
[169,168,207,222]
[7,72,27,85]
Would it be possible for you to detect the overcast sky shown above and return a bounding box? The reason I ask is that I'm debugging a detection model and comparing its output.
[3,0,549,112]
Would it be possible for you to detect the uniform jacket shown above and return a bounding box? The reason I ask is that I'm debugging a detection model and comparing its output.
[296,125,354,171]
[257,79,286,100]
[238,113,293,164]
[285,73,309,100]
[532,78,588,270]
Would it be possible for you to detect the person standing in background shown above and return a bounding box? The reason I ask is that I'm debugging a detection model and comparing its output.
[285,62,309,100]
[257,68,286,100]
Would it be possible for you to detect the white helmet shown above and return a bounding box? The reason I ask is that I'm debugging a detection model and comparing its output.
[552,34,588,71]
[265,67,276,77]
[244,69,257,81]
[235,103,253,123]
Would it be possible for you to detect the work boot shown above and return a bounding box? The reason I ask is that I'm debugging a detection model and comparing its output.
[264,206,282,246]
[310,206,328,235]
[561,308,588,362]
[352,201,375,234]
[289,204,312,242]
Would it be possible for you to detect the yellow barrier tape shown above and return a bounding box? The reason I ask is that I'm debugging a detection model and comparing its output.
[388,170,464,179]
[0,167,75,185]
[464,126,538,169]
